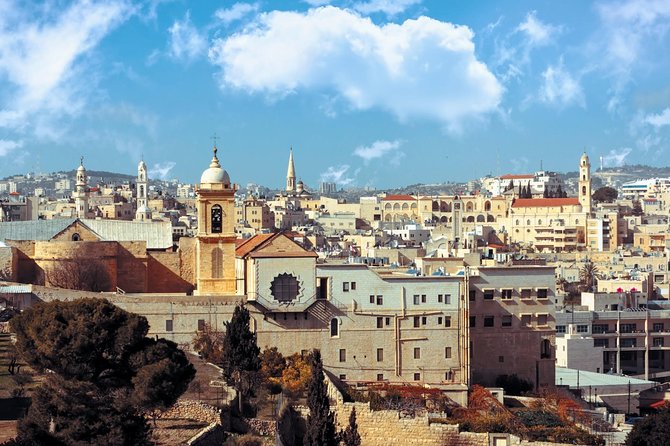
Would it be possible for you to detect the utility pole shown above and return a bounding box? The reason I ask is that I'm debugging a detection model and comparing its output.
[627,380,631,414]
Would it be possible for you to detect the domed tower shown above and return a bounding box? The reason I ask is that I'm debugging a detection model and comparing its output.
[195,144,237,295]
[579,152,592,214]
[73,157,89,219]
[135,159,151,221]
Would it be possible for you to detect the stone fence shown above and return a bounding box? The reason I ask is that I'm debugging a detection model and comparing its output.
[155,400,221,425]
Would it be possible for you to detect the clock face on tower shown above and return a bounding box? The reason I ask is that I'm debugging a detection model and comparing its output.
[211,205,222,233]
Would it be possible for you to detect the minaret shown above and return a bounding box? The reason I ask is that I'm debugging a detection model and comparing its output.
[135,159,151,221]
[286,147,296,194]
[579,152,592,214]
[73,157,88,219]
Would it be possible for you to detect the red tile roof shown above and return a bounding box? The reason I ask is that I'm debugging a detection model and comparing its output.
[512,198,581,208]
[235,233,275,257]
[382,194,416,201]
[500,174,534,180]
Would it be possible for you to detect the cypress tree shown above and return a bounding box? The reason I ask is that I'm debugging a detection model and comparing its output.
[341,407,362,446]
[304,350,337,446]
[221,305,261,413]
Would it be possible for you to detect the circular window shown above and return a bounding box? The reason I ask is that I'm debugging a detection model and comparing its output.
[271,273,300,303]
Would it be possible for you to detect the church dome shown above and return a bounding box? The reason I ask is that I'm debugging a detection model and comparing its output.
[200,146,230,185]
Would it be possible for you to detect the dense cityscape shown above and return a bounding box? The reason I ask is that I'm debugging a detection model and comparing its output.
[2,0,670,445]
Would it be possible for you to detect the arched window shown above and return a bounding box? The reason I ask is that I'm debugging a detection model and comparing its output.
[211,248,223,278]
[330,318,339,337]
[476,215,485,222]
[211,205,222,233]
[582,186,586,194]
[71,233,81,241]
[484,201,491,211]
[541,339,551,359]
[139,185,144,197]
[466,216,475,223]
[487,215,495,222]
[526,219,531,225]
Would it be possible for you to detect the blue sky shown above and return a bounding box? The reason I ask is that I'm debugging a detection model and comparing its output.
[1,0,669,189]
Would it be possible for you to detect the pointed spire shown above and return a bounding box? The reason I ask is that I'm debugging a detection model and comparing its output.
[286,147,296,192]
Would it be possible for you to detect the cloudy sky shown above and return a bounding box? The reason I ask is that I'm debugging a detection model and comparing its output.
[1,0,669,188]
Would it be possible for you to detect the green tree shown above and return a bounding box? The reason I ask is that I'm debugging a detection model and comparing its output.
[193,322,224,364]
[304,350,337,446]
[626,406,670,446]
[9,298,195,446]
[631,200,644,216]
[340,407,361,446]
[221,305,261,413]
[592,186,618,203]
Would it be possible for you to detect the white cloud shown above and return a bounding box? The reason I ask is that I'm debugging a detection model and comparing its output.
[303,0,333,5]
[538,59,584,108]
[208,7,502,132]
[149,161,177,180]
[644,108,670,128]
[353,0,421,16]
[595,0,670,111]
[168,11,207,62]
[320,165,354,185]
[215,3,260,25]
[602,147,632,167]
[492,11,561,83]
[0,139,23,156]
[0,0,132,138]
[353,140,403,164]
[516,11,560,46]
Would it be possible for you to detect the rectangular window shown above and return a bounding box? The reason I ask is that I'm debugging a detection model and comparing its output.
[376,296,383,305]
[343,282,349,292]
[445,294,451,304]
[469,290,476,301]
[339,349,346,362]
[537,314,548,326]
[438,294,443,303]
[377,317,383,329]
[653,323,664,332]
[414,316,420,328]
[469,316,476,327]
[339,374,347,380]
[577,324,588,333]
[421,316,427,325]
[377,348,383,362]
[621,339,637,348]
[445,316,451,328]
[484,316,494,327]
[197,319,205,331]
[499,356,504,363]
[483,289,494,300]
[421,294,426,303]
[594,339,609,348]
[501,315,512,327]
[413,373,421,381]
[445,347,452,359]
[370,295,375,304]
[537,289,548,299]
[165,319,173,332]
[520,289,532,299]
[414,347,421,359]
[556,325,566,333]
[385,317,391,326]
[521,315,531,327]
[413,294,420,305]
[620,323,636,333]
[654,338,664,347]
[377,374,384,381]
[351,282,356,290]
[437,317,443,325]
[501,289,513,299]
[592,324,609,334]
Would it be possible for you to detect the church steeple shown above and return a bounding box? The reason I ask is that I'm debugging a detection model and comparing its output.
[286,147,296,193]
[579,151,592,214]
[73,156,89,219]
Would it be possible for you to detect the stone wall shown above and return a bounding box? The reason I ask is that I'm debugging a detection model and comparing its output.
[156,400,221,425]
[148,251,193,294]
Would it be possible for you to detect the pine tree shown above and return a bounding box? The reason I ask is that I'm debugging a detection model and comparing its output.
[341,407,362,446]
[543,188,548,198]
[304,350,338,446]
[517,182,522,197]
[221,305,261,413]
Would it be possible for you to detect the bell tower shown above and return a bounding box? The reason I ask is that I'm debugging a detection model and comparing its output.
[73,157,89,219]
[579,152,592,214]
[195,144,237,295]
[286,147,296,194]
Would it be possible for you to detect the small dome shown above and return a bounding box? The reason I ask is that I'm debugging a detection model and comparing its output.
[77,164,86,172]
[200,146,230,185]
[138,160,147,170]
